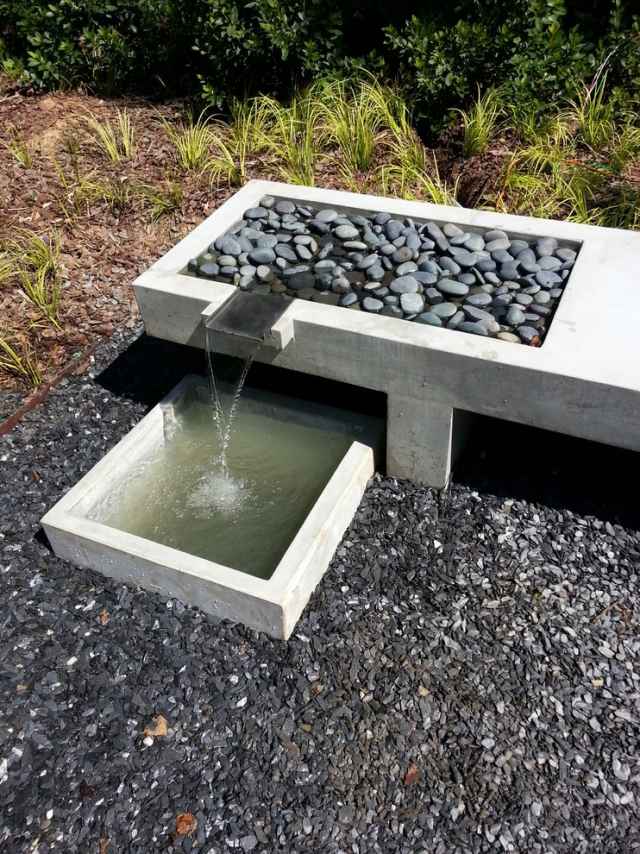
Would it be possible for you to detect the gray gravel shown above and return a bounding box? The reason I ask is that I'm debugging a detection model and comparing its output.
[1,330,639,853]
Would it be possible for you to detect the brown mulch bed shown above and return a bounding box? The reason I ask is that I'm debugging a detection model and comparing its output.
[0,90,237,398]
[0,88,510,406]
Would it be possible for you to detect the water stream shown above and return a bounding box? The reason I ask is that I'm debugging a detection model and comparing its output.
[205,324,254,480]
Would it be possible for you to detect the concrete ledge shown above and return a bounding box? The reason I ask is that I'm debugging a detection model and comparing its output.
[134,180,640,487]
[41,377,376,639]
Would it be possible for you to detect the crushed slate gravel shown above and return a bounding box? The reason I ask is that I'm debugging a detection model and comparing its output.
[1,329,640,854]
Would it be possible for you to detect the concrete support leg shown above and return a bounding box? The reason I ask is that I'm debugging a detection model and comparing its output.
[387,395,470,489]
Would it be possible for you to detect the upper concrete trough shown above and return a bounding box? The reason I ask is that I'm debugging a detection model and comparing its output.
[134,179,640,487]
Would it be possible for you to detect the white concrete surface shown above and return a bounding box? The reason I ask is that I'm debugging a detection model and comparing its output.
[41,377,376,639]
[134,180,640,487]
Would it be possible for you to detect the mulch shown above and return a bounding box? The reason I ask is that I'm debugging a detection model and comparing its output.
[0,88,510,415]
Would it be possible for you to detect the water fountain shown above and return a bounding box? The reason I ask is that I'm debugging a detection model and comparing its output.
[43,179,640,637]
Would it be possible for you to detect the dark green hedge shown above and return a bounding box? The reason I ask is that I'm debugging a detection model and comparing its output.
[2,0,639,125]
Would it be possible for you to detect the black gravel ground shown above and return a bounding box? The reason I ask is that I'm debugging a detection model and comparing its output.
[1,330,639,854]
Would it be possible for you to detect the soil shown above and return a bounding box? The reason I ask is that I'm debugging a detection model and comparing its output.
[0,86,544,411]
[0,90,237,401]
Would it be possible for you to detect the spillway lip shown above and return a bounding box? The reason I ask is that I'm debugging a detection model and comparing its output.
[205,290,293,346]
[40,375,379,639]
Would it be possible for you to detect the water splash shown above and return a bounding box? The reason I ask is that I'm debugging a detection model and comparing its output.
[187,470,248,517]
[205,324,254,479]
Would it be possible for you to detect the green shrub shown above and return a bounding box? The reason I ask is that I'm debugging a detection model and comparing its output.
[0,0,191,93]
[1,0,639,122]
[194,0,347,107]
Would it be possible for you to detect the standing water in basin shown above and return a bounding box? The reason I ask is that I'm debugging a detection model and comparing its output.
[88,384,354,579]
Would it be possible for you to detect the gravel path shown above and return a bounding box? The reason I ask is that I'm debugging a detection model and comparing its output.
[1,331,639,854]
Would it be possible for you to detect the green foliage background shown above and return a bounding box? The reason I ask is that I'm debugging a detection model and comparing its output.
[1,0,639,127]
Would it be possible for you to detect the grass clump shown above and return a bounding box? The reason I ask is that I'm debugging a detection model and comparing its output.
[164,111,213,172]
[254,93,320,185]
[564,74,615,152]
[141,181,183,220]
[2,125,33,167]
[457,87,502,157]
[4,230,62,328]
[378,158,458,206]
[316,77,384,183]
[0,336,41,387]
[85,109,136,162]
[207,99,270,187]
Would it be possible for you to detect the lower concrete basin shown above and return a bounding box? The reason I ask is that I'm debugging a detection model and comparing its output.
[42,376,382,638]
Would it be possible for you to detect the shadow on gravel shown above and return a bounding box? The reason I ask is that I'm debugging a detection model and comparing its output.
[96,332,386,415]
[455,415,640,530]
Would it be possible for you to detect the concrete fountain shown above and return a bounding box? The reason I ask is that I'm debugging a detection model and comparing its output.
[42,180,640,637]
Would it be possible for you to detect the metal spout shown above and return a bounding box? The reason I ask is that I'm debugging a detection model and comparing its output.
[204,290,294,352]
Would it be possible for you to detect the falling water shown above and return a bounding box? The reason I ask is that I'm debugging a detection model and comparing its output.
[205,324,254,478]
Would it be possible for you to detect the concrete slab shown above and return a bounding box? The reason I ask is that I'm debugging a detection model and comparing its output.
[41,376,378,639]
[134,180,640,487]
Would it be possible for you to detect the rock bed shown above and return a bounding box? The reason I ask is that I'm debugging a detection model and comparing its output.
[2,330,640,853]
[188,196,579,347]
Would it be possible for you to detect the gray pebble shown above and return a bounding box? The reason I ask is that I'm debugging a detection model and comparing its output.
[431,302,458,319]
[416,311,443,326]
[245,206,268,220]
[517,325,541,344]
[396,261,418,276]
[437,279,470,297]
[274,199,296,214]
[392,246,413,264]
[440,257,461,276]
[339,292,358,306]
[400,293,425,314]
[198,261,220,278]
[465,292,492,308]
[506,306,526,326]
[486,238,511,251]
[334,225,359,240]
[363,297,384,312]
[536,237,558,256]
[316,208,339,223]
[249,248,275,265]
[459,320,489,336]
[390,276,420,294]
[275,244,298,262]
